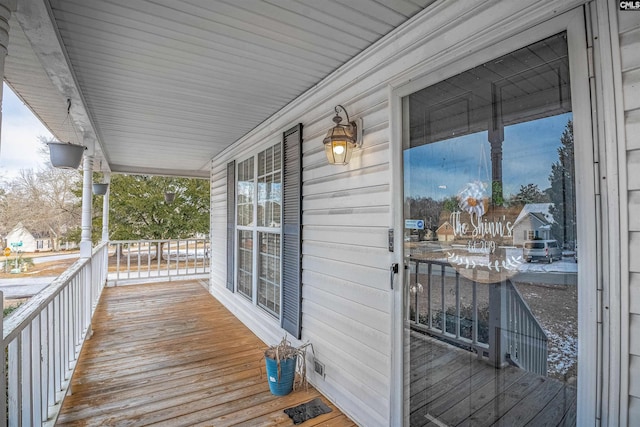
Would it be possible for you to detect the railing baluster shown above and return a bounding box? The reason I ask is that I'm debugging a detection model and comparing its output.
[137,240,142,278]
[32,316,42,425]
[455,271,460,339]
[116,243,121,282]
[427,263,432,329]
[48,302,55,410]
[73,277,79,355]
[21,326,32,424]
[440,265,445,334]
[147,241,152,278]
[8,338,20,427]
[65,285,72,376]
[472,270,478,347]
[413,260,419,322]
[40,310,49,421]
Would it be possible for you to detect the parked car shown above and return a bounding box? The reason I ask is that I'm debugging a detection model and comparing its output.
[523,239,562,263]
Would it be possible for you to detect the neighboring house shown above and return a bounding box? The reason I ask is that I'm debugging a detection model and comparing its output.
[5,222,53,253]
[436,221,455,242]
[512,203,555,246]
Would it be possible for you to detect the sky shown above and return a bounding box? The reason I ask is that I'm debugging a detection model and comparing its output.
[0,83,52,179]
[404,112,573,200]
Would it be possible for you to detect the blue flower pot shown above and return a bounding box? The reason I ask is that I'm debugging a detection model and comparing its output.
[265,355,297,396]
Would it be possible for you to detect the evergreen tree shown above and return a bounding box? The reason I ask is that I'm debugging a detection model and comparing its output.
[513,183,549,205]
[92,174,210,245]
[548,120,576,247]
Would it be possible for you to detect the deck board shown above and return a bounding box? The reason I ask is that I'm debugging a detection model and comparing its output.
[410,332,577,426]
[56,280,355,426]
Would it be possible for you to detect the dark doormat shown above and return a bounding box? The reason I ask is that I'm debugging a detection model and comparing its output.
[284,397,332,424]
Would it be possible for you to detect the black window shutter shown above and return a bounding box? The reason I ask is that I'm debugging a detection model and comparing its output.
[281,124,303,338]
[226,160,236,292]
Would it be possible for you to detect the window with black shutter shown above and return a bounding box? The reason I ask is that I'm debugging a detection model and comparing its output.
[226,160,235,292]
[227,124,302,337]
[281,124,302,338]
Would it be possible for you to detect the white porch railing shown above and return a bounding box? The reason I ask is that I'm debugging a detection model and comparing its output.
[1,241,109,426]
[503,280,549,376]
[407,257,547,376]
[108,239,210,285]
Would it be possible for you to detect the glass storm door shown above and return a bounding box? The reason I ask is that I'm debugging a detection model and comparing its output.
[403,33,578,426]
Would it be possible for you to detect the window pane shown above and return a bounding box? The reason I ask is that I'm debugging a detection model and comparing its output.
[237,158,254,226]
[237,230,253,299]
[258,232,280,316]
[257,144,282,228]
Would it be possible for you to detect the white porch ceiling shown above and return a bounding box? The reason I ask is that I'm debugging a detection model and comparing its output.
[4,0,433,178]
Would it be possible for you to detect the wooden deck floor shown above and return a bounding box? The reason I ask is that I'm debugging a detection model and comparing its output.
[409,332,577,427]
[57,280,355,426]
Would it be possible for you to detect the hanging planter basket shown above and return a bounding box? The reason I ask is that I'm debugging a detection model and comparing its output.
[48,142,86,169]
[92,183,109,195]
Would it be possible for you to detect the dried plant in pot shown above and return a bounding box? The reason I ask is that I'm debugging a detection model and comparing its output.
[264,336,313,396]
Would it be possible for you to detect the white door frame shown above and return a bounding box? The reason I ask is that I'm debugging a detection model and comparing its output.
[388,7,599,425]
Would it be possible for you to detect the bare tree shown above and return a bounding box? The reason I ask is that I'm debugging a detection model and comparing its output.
[0,164,81,250]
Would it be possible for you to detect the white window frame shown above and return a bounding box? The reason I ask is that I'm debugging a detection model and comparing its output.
[235,143,283,319]
[389,7,598,426]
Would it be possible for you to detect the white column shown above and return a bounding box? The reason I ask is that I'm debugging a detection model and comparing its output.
[101,172,111,242]
[0,0,12,155]
[80,155,94,258]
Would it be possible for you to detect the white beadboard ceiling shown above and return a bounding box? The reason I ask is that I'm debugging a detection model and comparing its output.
[4,0,433,178]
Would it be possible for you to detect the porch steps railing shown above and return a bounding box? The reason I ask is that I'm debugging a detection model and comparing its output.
[407,257,547,376]
[503,280,548,375]
[109,238,210,285]
[1,242,109,427]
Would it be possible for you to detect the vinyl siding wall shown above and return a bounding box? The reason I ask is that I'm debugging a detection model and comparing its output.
[620,7,640,422]
[209,1,592,425]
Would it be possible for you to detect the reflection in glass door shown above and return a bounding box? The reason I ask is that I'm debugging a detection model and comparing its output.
[403,33,578,426]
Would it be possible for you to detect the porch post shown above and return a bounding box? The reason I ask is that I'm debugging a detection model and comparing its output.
[0,0,13,156]
[101,172,111,242]
[488,281,508,368]
[80,154,94,258]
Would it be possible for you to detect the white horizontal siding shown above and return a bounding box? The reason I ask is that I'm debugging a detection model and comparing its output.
[631,354,640,398]
[619,7,640,425]
[631,273,640,315]
[627,110,640,151]
[631,395,640,424]
[623,69,640,112]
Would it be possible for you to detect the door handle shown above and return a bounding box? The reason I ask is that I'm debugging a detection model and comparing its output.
[390,263,399,289]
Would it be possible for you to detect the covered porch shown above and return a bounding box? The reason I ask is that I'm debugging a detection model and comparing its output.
[56,279,352,426]
[0,244,355,425]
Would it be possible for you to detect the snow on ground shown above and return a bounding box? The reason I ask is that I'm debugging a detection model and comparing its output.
[516,259,578,273]
[545,326,578,378]
[502,247,578,274]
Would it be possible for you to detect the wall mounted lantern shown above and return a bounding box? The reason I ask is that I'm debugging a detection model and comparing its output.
[322,105,362,165]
